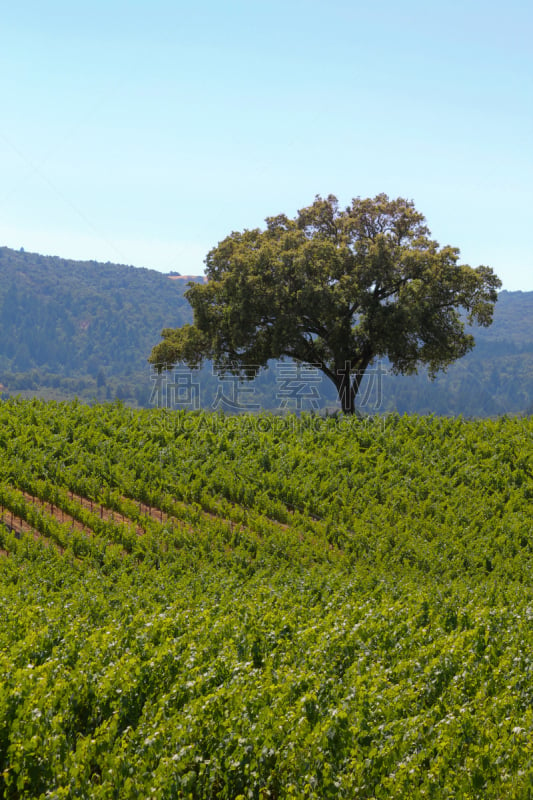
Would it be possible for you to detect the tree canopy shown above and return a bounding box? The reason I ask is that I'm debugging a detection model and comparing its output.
[149,194,501,413]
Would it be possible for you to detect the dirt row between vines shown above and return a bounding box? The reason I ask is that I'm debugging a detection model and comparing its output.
[13,489,249,543]
[2,491,221,555]
[0,507,60,553]
[21,492,98,537]
[2,486,323,559]
[64,489,285,540]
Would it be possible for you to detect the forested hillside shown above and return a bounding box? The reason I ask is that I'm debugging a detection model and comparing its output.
[0,247,191,404]
[381,290,533,417]
[0,246,531,414]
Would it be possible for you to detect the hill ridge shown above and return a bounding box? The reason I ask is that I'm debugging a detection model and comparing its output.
[0,245,531,415]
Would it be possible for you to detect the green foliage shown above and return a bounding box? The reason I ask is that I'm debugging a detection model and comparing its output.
[150,195,501,412]
[0,400,532,796]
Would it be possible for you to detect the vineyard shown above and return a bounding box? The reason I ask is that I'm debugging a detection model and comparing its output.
[0,398,532,799]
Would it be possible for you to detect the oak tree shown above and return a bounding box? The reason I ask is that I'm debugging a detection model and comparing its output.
[150,194,501,413]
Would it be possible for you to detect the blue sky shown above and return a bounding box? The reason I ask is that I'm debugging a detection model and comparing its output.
[1,0,531,289]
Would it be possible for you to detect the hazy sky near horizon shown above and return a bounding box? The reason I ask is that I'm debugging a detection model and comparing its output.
[1,0,531,290]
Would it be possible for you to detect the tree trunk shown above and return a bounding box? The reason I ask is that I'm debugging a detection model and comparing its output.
[334,359,368,414]
[335,362,358,414]
[340,384,357,414]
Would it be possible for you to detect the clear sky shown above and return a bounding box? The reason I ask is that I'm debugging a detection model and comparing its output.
[1,0,531,289]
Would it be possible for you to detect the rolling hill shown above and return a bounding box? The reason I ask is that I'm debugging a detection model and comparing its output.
[0,245,531,415]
